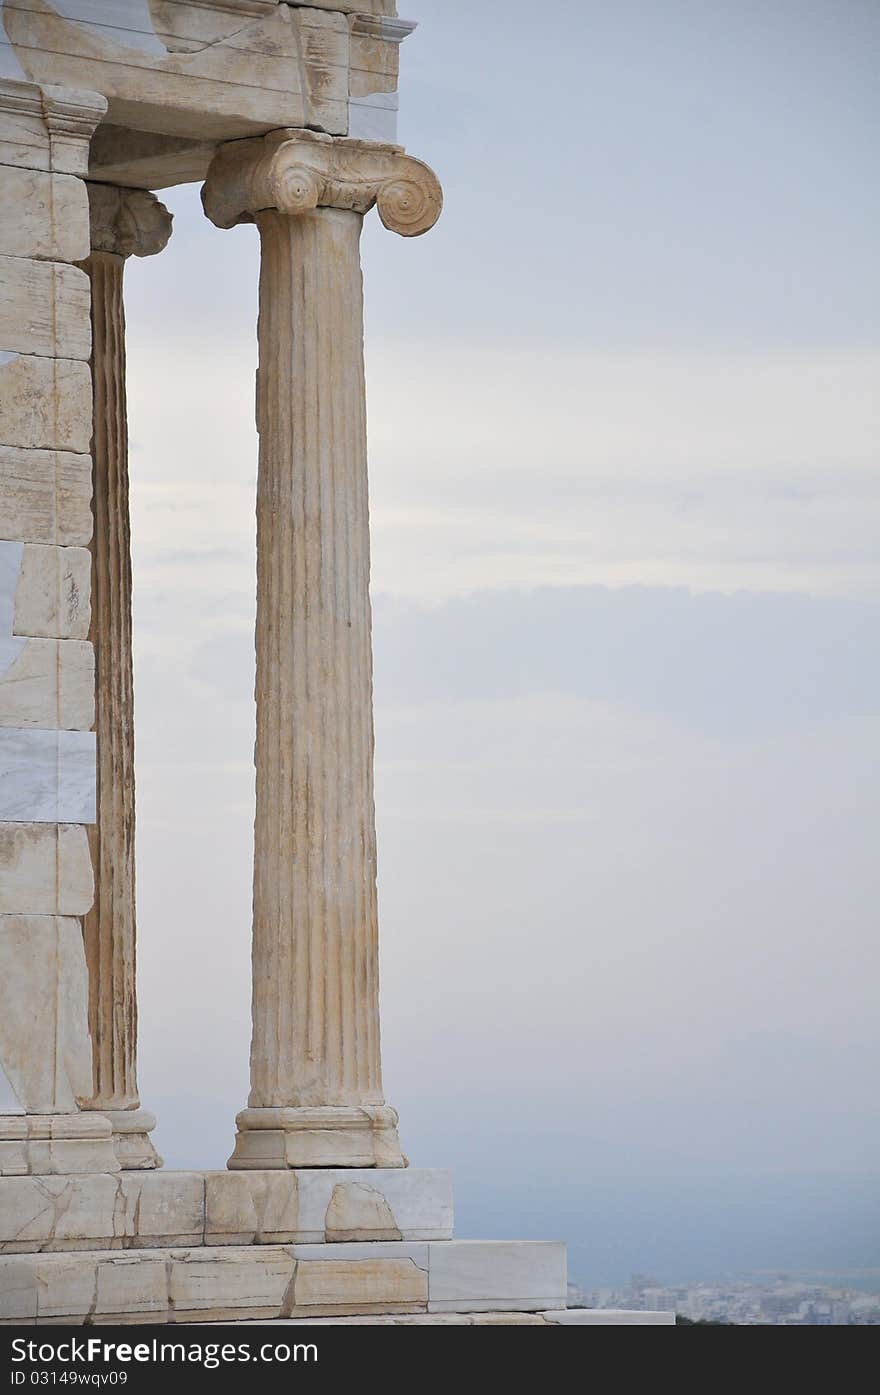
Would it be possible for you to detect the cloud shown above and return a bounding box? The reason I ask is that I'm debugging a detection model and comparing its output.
[125,319,880,607]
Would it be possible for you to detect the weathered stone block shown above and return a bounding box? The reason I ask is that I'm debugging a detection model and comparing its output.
[296,1167,453,1242]
[0,79,50,172]
[94,1256,168,1323]
[168,1248,295,1323]
[204,1170,299,1246]
[0,821,93,915]
[0,1172,121,1251]
[1,3,350,144]
[0,728,95,822]
[123,1172,204,1248]
[0,637,94,729]
[0,166,90,262]
[0,448,92,543]
[292,1256,428,1316]
[0,914,93,1112]
[12,543,91,639]
[25,1251,95,1322]
[0,257,91,360]
[0,1112,120,1179]
[427,1241,567,1313]
[350,31,399,99]
[0,1256,36,1320]
[0,360,92,454]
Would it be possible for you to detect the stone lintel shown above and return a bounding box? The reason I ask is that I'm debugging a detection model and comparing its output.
[0,4,349,144]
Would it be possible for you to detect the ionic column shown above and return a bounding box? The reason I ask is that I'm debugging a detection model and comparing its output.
[203,132,442,1169]
[81,184,172,1169]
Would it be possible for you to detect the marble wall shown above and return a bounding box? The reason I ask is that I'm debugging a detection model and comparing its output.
[0,80,104,1122]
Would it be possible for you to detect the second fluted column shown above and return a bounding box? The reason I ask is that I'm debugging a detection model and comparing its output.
[204,133,442,1169]
[82,183,172,1169]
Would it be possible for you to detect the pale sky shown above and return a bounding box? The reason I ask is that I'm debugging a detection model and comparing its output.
[122,0,879,1284]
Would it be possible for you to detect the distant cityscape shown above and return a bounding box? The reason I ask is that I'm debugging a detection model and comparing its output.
[570,1273,880,1325]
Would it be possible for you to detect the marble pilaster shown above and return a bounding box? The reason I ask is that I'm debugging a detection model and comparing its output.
[0,78,118,1177]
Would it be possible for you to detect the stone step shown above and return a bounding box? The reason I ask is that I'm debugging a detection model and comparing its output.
[232,1309,677,1326]
[0,1168,453,1253]
[0,1239,567,1325]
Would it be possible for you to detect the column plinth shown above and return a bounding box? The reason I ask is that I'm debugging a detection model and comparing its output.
[81,185,172,1170]
[203,132,441,1170]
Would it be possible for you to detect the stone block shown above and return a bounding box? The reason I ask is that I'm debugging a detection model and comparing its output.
[544,1308,677,1324]
[27,1251,96,1322]
[0,1114,118,1179]
[0,1256,37,1321]
[0,79,50,172]
[94,1256,168,1322]
[0,821,93,915]
[168,1247,295,1323]
[0,257,91,360]
[204,1170,299,1246]
[0,637,94,729]
[0,166,90,262]
[123,1172,204,1248]
[292,1256,427,1317]
[295,1167,453,1242]
[349,31,399,99]
[0,728,95,822]
[0,915,93,1112]
[427,1241,567,1313]
[1,3,349,144]
[0,449,92,544]
[0,1171,204,1251]
[0,360,92,453]
[13,543,91,639]
[0,1172,121,1251]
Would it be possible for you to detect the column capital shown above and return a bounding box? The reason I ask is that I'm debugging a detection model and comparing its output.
[85,183,173,259]
[202,130,442,238]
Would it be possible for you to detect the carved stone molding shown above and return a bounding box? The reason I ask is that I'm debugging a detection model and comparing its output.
[85,183,173,259]
[203,130,442,238]
[350,16,418,43]
[0,80,106,177]
[41,84,108,147]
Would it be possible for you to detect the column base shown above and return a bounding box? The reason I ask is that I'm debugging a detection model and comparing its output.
[228,1106,406,1170]
[0,1114,120,1176]
[104,1109,163,1170]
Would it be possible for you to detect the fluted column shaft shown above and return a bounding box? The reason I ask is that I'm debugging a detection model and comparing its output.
[251,207,381,1109]
[203,130,442,1169]
[84,248,138,1114]
[81,185,171,1169]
